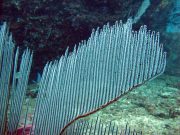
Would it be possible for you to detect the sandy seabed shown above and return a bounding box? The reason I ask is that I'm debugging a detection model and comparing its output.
[20,74,180,135]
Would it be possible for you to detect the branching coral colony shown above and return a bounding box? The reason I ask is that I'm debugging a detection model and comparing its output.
[0,19,166,135]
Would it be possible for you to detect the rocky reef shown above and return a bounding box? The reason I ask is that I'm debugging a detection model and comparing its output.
[1,0,179,78]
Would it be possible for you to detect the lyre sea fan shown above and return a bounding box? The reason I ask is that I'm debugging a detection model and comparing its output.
[0,22,33,135]
[63,117,142,135]
[0,18,166,135]
[28,19,166,135]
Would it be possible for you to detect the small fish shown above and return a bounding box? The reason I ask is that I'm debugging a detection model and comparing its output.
[15,72,22,79]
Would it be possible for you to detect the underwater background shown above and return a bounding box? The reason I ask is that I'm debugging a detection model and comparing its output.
[0,0,180,134]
